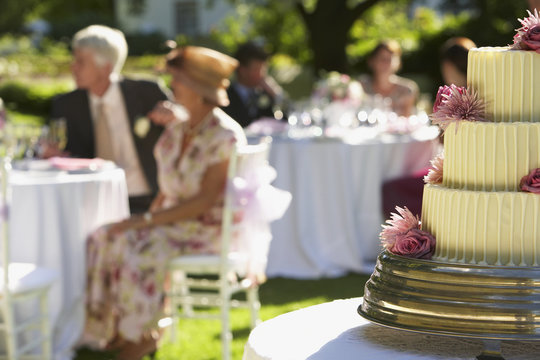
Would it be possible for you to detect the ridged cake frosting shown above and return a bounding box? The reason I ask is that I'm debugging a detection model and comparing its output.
[421,46,540,266]
[467,47,540,123]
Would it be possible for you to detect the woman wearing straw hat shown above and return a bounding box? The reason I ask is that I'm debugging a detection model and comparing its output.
[80,46,246,359]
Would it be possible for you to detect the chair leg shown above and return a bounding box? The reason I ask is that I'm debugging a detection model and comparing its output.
[40,293,52,360]
[247,287,261,329]
[220,291,231,360]
[167,270,179,343]
[3,302,18,360]
[176,271,193,317]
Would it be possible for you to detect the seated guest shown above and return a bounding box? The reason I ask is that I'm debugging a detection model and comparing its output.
[360,40,419,117]
[222,41,285,127]
[50,25,171,214]
[439,37,476,87]
[80,45,245,360]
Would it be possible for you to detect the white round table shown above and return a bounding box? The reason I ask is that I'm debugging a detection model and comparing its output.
[257,127,441,278]
[9,167,130,360]
[243,298,540,360]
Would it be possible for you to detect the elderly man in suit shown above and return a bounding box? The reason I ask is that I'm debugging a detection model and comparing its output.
[51,25,171,214]
[221,41,285,128]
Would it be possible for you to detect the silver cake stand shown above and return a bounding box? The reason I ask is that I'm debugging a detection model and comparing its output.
[358,251,540,359]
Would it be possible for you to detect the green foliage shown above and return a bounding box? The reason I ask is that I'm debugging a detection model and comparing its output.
[38,0,114,23]
[209,1,310,62]
[125,32,170,56]
[0,79,72,119]
[0,35,72,79]
[0,0,42,33]
[458,0,528,47]
[46,11,116,41]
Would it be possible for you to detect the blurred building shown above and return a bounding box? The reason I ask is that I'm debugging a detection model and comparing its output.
[114,0,233,38]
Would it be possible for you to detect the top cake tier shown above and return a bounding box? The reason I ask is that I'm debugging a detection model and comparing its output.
[468,47,540,123]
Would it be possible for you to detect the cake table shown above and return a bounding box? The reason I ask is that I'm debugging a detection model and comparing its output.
[243,298,540,360]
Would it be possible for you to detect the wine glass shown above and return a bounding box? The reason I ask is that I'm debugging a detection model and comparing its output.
[49,118,67,152]
[1,123,26,160]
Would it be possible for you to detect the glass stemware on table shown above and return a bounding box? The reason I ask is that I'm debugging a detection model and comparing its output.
[0,118,69,173]
[47,117,67,153]
[282,94,431,142]
[0,123,43,160]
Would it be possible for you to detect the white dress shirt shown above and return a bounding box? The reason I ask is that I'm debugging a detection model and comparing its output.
[89,79,151,196]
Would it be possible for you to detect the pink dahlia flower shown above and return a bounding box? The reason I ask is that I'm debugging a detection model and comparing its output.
[424,152,444,184]
[430,85,485,132]
[512,9,540,53]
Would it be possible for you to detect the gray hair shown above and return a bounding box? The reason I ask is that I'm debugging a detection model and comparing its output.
[72,25,128,74]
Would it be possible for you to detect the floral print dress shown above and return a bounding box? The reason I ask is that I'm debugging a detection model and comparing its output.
[84,108,246,345]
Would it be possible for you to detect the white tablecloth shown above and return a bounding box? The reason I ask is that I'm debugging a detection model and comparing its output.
[243,298,540,360]
[8,168,130,360]
[261,130,440,278]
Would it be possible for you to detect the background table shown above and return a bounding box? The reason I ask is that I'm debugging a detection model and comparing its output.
[9,167,130,360]
[244,297,540,360]
[260,128,440,278]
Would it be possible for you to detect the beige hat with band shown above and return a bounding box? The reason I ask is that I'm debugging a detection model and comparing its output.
[166,46,238,107]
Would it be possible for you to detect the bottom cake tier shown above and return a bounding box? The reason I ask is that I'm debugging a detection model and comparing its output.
[422,184,540,266]
[359,251,540,340]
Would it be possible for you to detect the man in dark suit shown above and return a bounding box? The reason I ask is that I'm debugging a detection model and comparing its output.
[50,25,170,214]
[221,42,285,128]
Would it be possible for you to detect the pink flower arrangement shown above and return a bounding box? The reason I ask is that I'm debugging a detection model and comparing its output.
[512,9,540,52]
[312,71,364,104]
[380,206,436,259]
[430,85,486,132]
[424,152,444,184]
[520,168,540,193]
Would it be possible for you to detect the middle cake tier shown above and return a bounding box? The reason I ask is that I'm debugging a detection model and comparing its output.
[443,121,540,191]
[422,184,540,266]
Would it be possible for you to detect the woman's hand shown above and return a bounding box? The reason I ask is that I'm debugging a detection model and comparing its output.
[38,141,70,159]
[149,192,165,212]
[148,101,188,126]
[108,215,147,236]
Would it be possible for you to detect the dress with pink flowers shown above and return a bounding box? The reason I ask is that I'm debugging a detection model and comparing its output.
[83,108,246,345]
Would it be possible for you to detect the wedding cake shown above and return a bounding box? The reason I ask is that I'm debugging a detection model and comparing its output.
[380,10,540,266]
[422,45,540,266]
[359,10,540,340]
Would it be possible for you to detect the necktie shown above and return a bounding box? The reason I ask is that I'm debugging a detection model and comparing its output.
[94,101,114,160]
[246,90,258,118]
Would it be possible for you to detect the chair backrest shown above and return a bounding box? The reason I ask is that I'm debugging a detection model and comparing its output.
[219,138,272,275]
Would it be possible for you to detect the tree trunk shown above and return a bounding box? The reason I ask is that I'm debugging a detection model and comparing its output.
[296,0,383,74]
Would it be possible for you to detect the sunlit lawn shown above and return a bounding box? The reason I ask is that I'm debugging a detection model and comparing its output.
[75,273,370,360]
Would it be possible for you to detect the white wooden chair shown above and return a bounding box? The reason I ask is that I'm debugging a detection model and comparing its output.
[163,139,273,360]
[0,158,57,360]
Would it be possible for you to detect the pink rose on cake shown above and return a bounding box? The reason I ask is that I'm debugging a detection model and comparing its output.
[392,228,436,259]
[522,25,540,51]
[380,206,436,259]
[520,168,540,193]
[430,85,485,132]
[512,9,540,53]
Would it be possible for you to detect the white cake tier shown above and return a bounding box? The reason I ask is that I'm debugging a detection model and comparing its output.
[468,47,540,123]
[443,121,540,191]
[422,184,540,266]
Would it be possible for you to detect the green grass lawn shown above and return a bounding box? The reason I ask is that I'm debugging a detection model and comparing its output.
[75,273,370,360]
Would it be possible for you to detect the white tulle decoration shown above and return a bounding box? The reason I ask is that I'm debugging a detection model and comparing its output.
[230,163,292,280]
